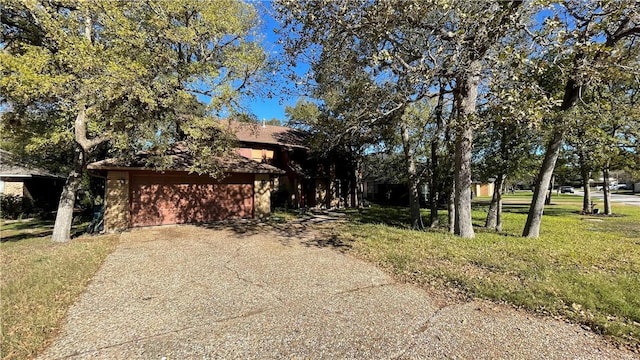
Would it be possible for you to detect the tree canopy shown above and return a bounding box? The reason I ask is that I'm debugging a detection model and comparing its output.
[275,0,640,238]
[1,0,268,241]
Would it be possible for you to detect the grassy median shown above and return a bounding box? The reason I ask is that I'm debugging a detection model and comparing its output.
[1,220,119,360]
[339,194,640,348]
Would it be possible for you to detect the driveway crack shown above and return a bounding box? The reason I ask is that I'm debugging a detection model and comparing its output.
[223,243,285,304]
[334,282,396,296]
[390,302,463,359]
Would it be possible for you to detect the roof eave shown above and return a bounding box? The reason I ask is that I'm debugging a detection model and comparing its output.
[0,174,33,179]
[86,165,285,175]
[0,173,65,179]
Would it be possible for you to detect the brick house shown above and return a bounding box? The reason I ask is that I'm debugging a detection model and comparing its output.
[227,121,311,208]
[228,121,358,209]
[89,120,359,232]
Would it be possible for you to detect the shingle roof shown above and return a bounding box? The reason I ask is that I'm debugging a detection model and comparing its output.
[87,143,285,175]
[225,121,308,149]
[0,149,65,179]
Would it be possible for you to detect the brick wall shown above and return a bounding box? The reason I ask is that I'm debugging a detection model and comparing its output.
[105,171,129,231]
[254,174,271,218]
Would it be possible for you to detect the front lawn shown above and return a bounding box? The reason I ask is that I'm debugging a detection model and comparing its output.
[1,219,119,360]
[338,195,640,348]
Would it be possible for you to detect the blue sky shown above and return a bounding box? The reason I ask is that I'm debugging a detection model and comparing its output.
[194,2,300,124]
[244,2,301,123]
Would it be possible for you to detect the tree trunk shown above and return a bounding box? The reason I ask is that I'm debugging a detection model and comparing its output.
[428,150,439,228]
[408,174,424,230]
[51,106,108,241]
[52,17,93,241]
[603,166,612,215]
[581,167,591,214]
[523,130,564,238]
[352,180,357,207]
[495,179,504,232]
[52,24,104,242]
[447,186,455,234]
[355,156,364,208]
[51,147,85,242]
[485,187,498,229]
[453,60,481,238]
[523,75,581,238]
[401,122,424,230]
[485,174,505,230]
[576,149,591,213]
[429,85,446,228]
[454,126,474,238]
[326,156,336,208]
[429,155,440,228]
[545,174,554,205]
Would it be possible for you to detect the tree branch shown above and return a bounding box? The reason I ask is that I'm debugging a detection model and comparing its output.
[75,106,109,151]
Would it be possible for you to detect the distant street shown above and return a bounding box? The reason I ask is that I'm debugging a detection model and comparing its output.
[573,190,640,207]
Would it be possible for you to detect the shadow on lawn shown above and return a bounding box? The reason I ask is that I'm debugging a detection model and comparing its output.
[299,233,352,252]
[348,201,581,233]
[0,219,86,243]
[473,201,579,217]
[345,206,414,228]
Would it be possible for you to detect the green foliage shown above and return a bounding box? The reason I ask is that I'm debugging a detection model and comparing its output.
[180,117,237,177]
[363,152,408,185]
[264,118,282,126]
[1,0,267,175]
[0,194,34,219]
[566,61,640,171]
[2,0,269,241]
[473,106,541,184]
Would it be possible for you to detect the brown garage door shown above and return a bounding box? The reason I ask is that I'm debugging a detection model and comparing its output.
[130,172,254,227]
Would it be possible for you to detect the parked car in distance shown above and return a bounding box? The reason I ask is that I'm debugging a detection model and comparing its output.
[560,186,575,194]
[608,184,630,191]
[596,184,630,191]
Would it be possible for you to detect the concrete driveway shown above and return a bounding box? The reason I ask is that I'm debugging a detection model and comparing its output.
[40,223,635,359]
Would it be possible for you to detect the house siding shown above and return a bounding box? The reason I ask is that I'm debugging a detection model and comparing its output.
[472,183,495,197]
[238,147,275,163]
[105,171,130,232]
[2,181,23,196]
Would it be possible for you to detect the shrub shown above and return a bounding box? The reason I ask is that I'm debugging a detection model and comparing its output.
[0,194,34,219]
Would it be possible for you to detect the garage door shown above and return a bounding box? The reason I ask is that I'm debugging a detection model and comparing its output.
[130,172,254,227]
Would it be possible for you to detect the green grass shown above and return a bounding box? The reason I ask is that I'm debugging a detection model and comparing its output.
[1,219,119,360]
[271,208,304,222]
[338,194,640,347]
